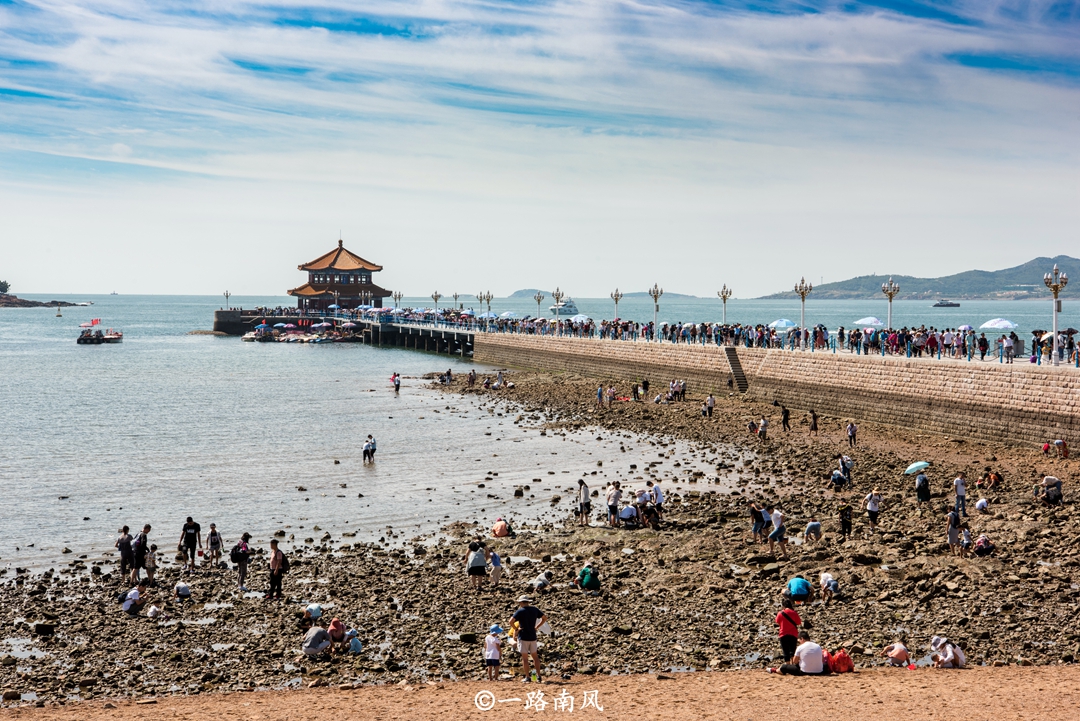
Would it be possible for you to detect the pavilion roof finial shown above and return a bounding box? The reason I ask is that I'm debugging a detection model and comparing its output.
[338,238,343,248]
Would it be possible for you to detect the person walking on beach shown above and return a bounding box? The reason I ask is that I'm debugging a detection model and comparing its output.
[116,526,134,580]
[846,422,858,447]
[232,532,252,592]
[758,415,769,441]
[509,596,546,683]
[781,406,790,432]
[577,479,591,526]
[486,546,504,588]
[649,479,664,519]
[367,435,377,461]
[596,385,604,408]
[465,541,488,592]
[484,625,503,681]
[953,472,968,517]
[838,500,853,540]
[606,482,623,527]
[916,471,931,505]
[206,523,223,567]
[178,517,202,573]
[706,394,715,418]
[864,489,883,532]
[268,538,285,600]
[393,372,401,392]
[808,409,819,437]
[766,506,789,559]
[131,524,151,585]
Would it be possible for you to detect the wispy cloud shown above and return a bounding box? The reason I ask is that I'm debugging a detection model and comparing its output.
[0,0,1078,294]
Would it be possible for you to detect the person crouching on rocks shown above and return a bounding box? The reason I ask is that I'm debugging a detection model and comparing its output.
[122,582,152,617]
[881,639,910,666]
[786,575,812,604]
[301,622,332,659]
[530,570,554,594]
[819,573,839,604]
[327,617,347,654]
[930,636,966,668]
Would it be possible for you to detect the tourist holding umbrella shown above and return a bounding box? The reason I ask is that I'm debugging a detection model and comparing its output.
[906,462,932,504]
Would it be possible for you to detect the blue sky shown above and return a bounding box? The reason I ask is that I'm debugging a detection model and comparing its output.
[1,0,1078,295]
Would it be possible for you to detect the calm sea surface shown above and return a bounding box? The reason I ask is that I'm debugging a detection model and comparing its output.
[3,294,1075,570]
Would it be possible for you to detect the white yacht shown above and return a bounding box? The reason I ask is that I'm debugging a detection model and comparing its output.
[550,298,579,315]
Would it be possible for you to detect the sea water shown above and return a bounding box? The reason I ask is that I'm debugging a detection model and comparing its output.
[3,294,1075,570]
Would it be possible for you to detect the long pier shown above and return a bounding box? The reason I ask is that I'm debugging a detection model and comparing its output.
[212,309,474,355]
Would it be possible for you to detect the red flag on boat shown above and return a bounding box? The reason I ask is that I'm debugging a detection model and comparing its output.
[91,318,101,325]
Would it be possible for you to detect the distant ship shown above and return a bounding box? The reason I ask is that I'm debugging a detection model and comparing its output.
[932,299,960,307]
[550,298,579,315]
[110,291,118,295]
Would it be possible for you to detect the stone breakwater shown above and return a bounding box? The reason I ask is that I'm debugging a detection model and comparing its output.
[473,334,1080,446]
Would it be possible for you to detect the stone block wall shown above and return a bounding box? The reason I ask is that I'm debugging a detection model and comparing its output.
[473,334,1080,445]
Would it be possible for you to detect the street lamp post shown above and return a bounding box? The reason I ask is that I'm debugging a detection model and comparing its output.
[717,285,732,325]
[648,283,663,342]
[794,277,813,349]
[533,291,546,319]
[551,287,565,336]
[881,277,900,331]
[452,292,460,310]
[392,291,403,308]
[431,291,442,322]
[477,291,493,331]
[1044,264,1069,366]
[223,290,231,310]
[332,290,340,317]
[610,288,623,321]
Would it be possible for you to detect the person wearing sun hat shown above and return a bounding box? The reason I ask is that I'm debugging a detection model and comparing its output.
[864,489,883,531]
[509,596,546,683]
[484,624,504,680]
[930,636,966,668]
[346,629,363,655]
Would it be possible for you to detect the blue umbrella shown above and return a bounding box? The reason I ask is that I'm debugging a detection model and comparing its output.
[980,318,1017,330]
[904,461,930,475]
[854,316,883,326]
[327,304,341,309]
[768,319,797,329]
[273,323,287,328]
[254,324,269,329]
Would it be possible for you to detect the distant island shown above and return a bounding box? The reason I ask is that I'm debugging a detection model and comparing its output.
[0,282,79,308]
[760,256,1079,300]
[508,289,698,299]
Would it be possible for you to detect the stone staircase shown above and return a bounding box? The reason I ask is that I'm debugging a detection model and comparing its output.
[724,347,749,393]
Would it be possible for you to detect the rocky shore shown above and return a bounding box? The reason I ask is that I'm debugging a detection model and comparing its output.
[0,295,78,309]
[2,369,1077,707]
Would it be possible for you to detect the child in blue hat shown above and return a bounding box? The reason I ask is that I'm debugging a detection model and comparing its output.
[484,625,503,681]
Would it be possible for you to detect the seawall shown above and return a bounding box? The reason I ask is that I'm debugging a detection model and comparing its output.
[473,334,1080,446]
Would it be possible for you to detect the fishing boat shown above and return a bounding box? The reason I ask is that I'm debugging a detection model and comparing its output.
[549,298,579,315]
[932,299,960,307]
[102,329,123,343]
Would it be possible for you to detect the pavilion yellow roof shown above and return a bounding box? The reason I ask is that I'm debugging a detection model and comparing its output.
[298,239,383,272]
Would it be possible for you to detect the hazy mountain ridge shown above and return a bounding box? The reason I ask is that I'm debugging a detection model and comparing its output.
[761,256,1079,300]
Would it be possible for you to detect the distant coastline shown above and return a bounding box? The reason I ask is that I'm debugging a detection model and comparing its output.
[0,294,78,308]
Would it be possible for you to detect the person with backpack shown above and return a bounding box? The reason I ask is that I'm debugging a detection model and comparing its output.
[268,538,286,600]
[915,471,931,505]
[231,532,252,592]
[573,562,601,595]
[946,508,963,556]
[131,524,151,585]
[121,582,152,617]
[774,598,801,663]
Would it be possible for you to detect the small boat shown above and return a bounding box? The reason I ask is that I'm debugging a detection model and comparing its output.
[932,299,960,307]
[110,291,118,296]
[550,298,579,315]
[77,329,104,344]
[241,332,257,341]
[102,329,123,343]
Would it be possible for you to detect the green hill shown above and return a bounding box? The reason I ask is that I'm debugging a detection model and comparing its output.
[761,256,1079,300]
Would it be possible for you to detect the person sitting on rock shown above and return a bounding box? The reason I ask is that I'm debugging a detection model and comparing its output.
[804,517,822,544]
[819,573,839,604]
[930,636,966,668]
[492,517,511,538]
[786,575,812,604]
[173,581,192,603]
[881,639,910,667]
[973,533,995,557]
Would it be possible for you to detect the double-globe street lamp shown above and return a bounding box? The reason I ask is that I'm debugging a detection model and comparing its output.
[1044,264,1069,366]
[477,291,493,331]
[392,291,403,308]
[431,291,442,318]
[611,288,623,321]
[794,277,813,349]
[648,283,663,342]
[881,277,900,331]
[533,291,546,319]
[717,285,732,325]
[551,288,565,336]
